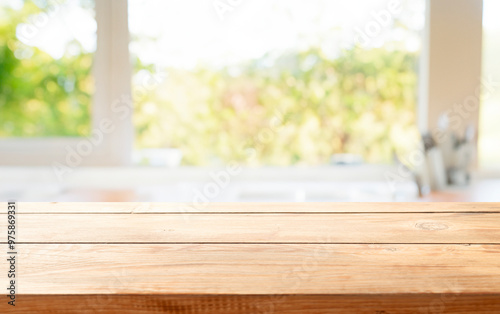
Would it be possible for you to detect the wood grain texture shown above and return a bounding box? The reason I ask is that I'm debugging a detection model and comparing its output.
[2,213,499,243]
[2,202,500,313]
[4,294,500,313]
[4,244,500,295]
[2,202,499,213]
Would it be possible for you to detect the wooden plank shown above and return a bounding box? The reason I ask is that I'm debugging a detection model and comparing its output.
[2,203,499,312]
[2,202,499,214]
[5,244,500,295]
[2,213,499,243]
[4,294,500,313]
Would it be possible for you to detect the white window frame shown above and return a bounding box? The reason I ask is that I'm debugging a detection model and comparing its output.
[0,0,486,171]
[0,0,132,167]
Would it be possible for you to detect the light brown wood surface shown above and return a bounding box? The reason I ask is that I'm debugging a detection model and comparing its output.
[5,244,500,295]
[2,201,499,213]
[1,202,500,313]
[3,213,500,243]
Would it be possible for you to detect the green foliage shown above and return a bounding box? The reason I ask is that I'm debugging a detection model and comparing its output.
[134,46,420,165]
[1,2,420,166]
[0,1,93,137]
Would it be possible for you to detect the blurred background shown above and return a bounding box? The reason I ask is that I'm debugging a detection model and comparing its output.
[0,0,499,202]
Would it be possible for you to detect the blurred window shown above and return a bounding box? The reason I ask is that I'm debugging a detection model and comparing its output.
[479,0,500,168]
[128,0,425,166]
[0,0,95,137]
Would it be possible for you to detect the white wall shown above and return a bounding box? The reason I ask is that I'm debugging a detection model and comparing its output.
[419,0,483,136]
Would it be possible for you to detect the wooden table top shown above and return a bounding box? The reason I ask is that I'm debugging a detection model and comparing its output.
[2,202,500,313]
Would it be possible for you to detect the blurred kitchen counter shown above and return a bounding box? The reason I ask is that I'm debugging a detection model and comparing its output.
[1,166,499,202]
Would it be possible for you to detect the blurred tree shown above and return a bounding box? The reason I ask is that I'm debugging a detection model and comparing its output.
[0,0,93,137]
[1,1,420,166]
[133,46,420,165]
